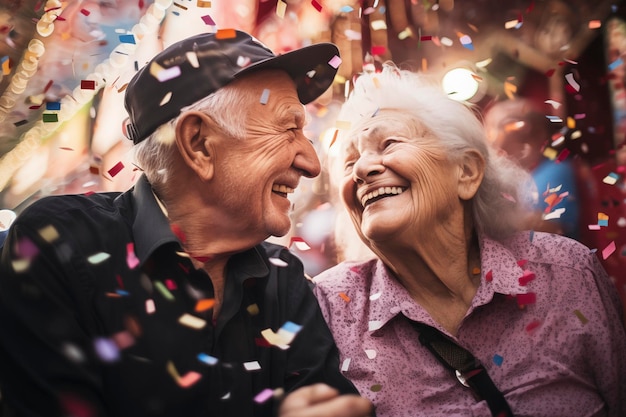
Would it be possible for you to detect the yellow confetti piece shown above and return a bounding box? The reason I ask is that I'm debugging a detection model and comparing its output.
[87,252,111,264]
[247,303,260,315]
[38,225,59,243]
[197,0,211,6]
[542,147,558,160]
[472,267,481,275]
[567,117,576,129]
[574,309,588,324]
[178,313,207,329]
[11,259,30,273]
[276,0,287,18]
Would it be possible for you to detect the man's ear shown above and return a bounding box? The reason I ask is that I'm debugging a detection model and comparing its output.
[175,111,217,182]
[457,149,485,200]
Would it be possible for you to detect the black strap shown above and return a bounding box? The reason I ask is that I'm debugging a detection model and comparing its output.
[410,321,514,417]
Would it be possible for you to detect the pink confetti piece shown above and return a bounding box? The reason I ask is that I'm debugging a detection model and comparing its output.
[107,161,124,178]
[126,243,140,269]
[156,66,181,82]
[145,299,156,314]
[602,241,616,259]
[94,338,120,362]
[200,14,215,25]
[328,55,342,69]
[254,388,274,403]
[178,371,202,388]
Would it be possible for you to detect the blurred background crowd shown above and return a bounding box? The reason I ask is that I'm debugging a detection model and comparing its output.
[1,0,625,315]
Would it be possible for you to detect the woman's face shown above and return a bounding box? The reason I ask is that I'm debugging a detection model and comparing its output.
[340,110,461,246]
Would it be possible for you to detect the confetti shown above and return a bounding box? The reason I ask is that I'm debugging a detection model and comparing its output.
[588,20,602,29]
[311,0,322,12]
[237,56,251,67]
[371,20,387,31]
[598,212,609,227]
[178,371,202,388]
[244,361,262,371]
[94,338,120,362]
[573,309,588,324]
[107,161,125,178]
[197,0,211,6]
[155,66,181,82]
[247,303,260,315]
[254,388,274,403]
[178,313,207,329]
[328,55,342,69]
[289,237,310,251]
[126,243,140,269]
[80,8,90,15]
[165,279,177,290]
[46,101,61,110]
[112,330,135,349]
[154,281,175,301]
[119,34,135,44]
[81,80,96,90]
[602,172,619,185]
[544,207,565,220]
[516,292,536,306]
[145,299,156,314]
[458,33,474,50]
[339,292,350,302]
[602,241,616,260]
[38,225,59,243]
[565,73,580,92]
[198,352,218,365]
[269,257,288,267]
[87,252,110,264]
[371,45,386,56]
[370,384,382,392]
[525,319,541,333]
[365,349,377,359]
[518,270,536,286]
[368,320,383,331]
[276,0,287,18]
[260,89,270,105]
[369,292,382,301]
[42,113,58,123]
[341,358,351,372]
[200,14,215,26]
[493,354,503,366]
[195,298,215,312]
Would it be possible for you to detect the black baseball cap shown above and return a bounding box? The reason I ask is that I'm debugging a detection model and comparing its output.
[123,30,341,144]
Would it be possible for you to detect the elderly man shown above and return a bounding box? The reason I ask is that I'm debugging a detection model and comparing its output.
[0,31,372,417]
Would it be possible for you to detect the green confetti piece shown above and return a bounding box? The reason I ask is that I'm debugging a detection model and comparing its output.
[370,384,382,392]
[87,252,110,264]
[574,309,588,324]
[154,280,175,301]
[42,113,58,123]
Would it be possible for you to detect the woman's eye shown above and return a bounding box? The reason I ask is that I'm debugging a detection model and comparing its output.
[383,139,398,148]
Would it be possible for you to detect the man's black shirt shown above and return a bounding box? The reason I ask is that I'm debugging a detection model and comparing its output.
[0,176,358,417]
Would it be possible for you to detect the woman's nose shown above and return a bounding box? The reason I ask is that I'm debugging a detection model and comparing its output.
[352,154,384,184]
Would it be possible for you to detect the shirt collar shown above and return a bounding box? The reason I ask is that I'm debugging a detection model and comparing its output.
[366,233,529,334]
[130,175,180,265]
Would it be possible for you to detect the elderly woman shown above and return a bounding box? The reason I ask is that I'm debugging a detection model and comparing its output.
[313,65,626,417]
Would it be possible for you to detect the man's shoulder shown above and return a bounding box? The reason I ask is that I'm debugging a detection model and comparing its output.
[18,192,124,220]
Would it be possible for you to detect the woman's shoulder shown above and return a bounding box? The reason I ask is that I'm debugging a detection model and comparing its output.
[501,230,599,272]
[313,258,380,292]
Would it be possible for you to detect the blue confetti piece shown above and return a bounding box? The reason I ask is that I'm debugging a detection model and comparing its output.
[340,5,353,12]
[379,6,386,13]
[281,321,302,334]
[493,354,503,366]
[598,219,609,227]
[119,34,136,44]
[609,58,623,71]
[197,353,218,365]
[529,230,534,242]
[115,289,130,296]
[260,88,270,105]
[46,101,61,111]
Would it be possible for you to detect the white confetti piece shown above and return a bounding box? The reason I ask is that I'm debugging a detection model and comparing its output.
[244,361,262,371]
[178,313,206,329]
[365,349,377,359]
[543,207,566,220]
[87,252,110,264]
[186,51,199,68]
[341,358,351,372]
[369,292,382,301]
[369,320,383,331]
[269,257,288,267]
[145,299,156,314]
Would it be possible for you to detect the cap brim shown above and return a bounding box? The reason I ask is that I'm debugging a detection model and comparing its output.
[234,43,340,105]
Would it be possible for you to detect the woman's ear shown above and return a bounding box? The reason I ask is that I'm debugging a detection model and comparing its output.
[457,149,485,200]
[175,111,216,182]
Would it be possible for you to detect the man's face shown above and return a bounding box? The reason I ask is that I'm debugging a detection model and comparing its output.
[209,70,321,240]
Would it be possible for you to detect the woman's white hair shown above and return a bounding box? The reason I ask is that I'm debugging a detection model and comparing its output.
[133,84,247,192]
[337,64,535,239]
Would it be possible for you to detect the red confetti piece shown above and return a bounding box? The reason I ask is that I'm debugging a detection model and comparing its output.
[107,161,124,177]
[80,8,90,15]
[371,45,386,56]
[485,270,493,282]
[177,262,190,274]
[126,243,140,269]
[43,79,54,93]
[201,14,215,25]
[165,279,177,290]
[556,148,570,162]
[311,0,322,12]
[516,292,536,306]
[81,80,96,90]
[545,68,555,77]
[116,274,124,289]
[420,35,433,41]
[518,270,536,286]
[516,259,527,267]
[171,223,187,244]
[525,319,541,333]
[255,337,272,347]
